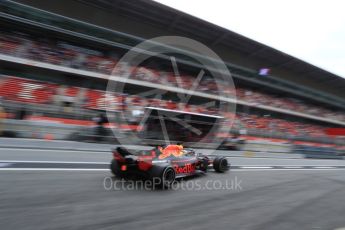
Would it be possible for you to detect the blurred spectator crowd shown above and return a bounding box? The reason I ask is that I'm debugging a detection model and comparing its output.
[0,30,344,123]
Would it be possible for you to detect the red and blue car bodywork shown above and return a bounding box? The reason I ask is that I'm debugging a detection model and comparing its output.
[110,146,230,187]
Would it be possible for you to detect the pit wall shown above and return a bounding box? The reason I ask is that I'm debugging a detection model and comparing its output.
[0,119,305,154]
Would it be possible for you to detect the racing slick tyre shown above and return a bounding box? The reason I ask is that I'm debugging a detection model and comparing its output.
[213,157,229,173]
[150,166,176,189]
[199,156,209,172]
[110,159,124,178]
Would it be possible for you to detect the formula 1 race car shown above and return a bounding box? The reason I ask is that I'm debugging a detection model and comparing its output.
[110,145,230,188]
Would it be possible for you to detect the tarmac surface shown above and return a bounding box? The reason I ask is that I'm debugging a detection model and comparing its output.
[1,141,345,230]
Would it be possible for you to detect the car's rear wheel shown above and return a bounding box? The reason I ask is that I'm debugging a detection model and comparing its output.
[150,166,176,188]
[110,159,124,178]
[213,157,229,173]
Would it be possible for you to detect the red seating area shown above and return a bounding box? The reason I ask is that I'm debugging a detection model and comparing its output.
[0,77,57,104]
[236,113,326,137]
[0,75,331,138]
[0,30,344,122]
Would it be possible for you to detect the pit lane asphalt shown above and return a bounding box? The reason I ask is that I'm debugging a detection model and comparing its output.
[1,148,345,230]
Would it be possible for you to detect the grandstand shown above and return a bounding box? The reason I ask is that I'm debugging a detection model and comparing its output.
[0,0,344,148]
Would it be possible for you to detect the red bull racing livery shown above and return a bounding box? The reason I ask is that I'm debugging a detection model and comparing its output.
[110,145,230,188]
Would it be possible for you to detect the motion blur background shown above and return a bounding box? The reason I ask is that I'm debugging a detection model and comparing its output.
[0,0,344,153]
[1,1,345,230]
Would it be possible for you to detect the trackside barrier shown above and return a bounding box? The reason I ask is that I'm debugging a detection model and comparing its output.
[121,138,293,153]
[2,119,344,156]
[2,119,84,140]
[294,145,345,159]
[241,141,292,153]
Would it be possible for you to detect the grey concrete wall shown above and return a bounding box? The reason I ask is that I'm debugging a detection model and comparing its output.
[3,119,293,152]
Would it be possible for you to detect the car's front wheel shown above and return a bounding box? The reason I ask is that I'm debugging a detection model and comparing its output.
[213,157,230,173]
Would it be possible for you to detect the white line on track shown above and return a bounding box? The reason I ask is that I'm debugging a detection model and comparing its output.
[232,168,345,172]
[0,148,111,153]
[240,166,273,169]
[0,168,109,171]
[232,164,345,166]
[1,168,345,172]
[0,160,109,164]
[1,161,344,168]
[313,166,336,169]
